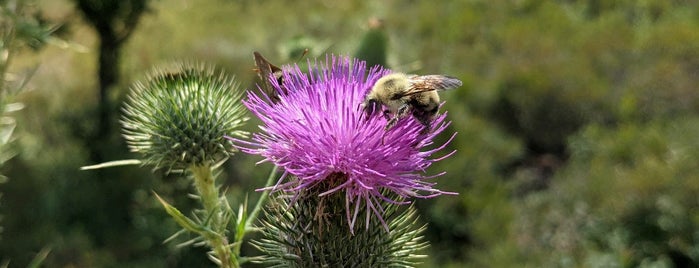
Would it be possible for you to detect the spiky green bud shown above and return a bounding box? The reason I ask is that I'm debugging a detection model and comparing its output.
[121,62,248,172]
[253,186,428,268]
[354,17,388,69]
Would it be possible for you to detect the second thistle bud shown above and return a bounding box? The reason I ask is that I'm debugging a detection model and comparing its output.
[121,62,249,172]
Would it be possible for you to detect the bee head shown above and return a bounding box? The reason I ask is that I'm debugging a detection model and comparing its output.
[361,98,381,117]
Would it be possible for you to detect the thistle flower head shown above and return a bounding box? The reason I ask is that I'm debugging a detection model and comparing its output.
[121,62,249,172]
[233,56,455,230]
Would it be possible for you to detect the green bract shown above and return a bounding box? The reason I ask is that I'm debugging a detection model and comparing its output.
[253,189,428,267]
[121,62,248,172]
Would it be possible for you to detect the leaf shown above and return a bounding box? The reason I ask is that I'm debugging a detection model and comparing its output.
[153,191,208,235]
[163,229,187,244]
[80,159,142,170]
[27,247,51,268]
[236,195,248,237]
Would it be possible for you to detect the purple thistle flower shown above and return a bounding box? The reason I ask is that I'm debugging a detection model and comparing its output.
[231,55,456,230]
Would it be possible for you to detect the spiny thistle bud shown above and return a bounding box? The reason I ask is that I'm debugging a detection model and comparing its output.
[254,189,428,267]
[354,17,388,69]
[121,62,248,172]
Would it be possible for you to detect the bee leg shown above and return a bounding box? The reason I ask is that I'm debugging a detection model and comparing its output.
[418,118,432,134]
[384,103,410,131]
[382,109,391,120]
[385,115,399,130]
[396,103,411,118]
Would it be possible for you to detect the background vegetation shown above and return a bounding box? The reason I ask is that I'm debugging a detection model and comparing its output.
[2,0,699,267]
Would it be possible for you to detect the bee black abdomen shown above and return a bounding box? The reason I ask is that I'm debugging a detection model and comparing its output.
[410,100,439,128]
[412,109,436,127]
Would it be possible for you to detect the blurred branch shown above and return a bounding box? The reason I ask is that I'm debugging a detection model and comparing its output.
[73,0,149,43]
[72,0,152,162]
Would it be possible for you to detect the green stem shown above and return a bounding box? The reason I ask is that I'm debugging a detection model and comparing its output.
[246,165,278,231]
[191,165,218,213]
[190,164,237,268]
[233,166,278,264]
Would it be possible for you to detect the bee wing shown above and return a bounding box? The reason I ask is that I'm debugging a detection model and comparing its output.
[402,74,463,97]
[253,51,285,103]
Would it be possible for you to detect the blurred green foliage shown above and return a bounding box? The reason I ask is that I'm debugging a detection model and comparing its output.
[1,0,699,267]
[1,0,55,258]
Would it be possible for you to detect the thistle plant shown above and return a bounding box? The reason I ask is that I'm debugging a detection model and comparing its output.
[117,62,263,267]
[231,56,456,266]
